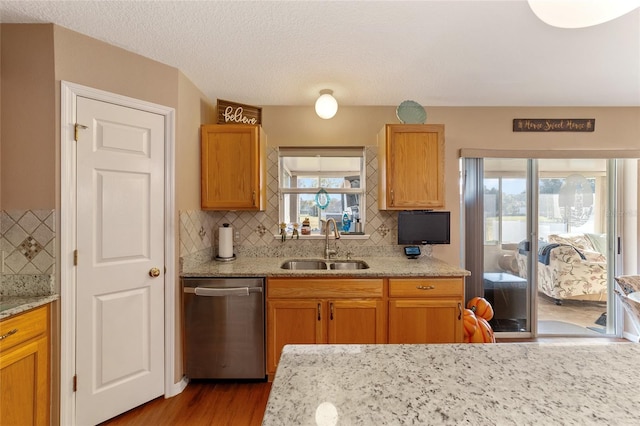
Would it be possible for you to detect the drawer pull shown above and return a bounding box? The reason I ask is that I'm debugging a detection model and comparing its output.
[0,328,18,341]
[416,285,435,290]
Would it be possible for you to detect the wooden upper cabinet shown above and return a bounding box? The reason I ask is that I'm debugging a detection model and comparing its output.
[201,124,266,210]
[378,124,445,210]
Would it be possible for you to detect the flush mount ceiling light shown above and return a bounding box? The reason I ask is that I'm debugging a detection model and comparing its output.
[528,0,640,29]
[315,89,338,119]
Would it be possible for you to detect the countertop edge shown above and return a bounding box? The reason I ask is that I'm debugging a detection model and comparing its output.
[180,256,471,278]
[0,294,59,320]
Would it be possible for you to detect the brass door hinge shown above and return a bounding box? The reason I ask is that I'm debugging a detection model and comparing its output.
[73,375,77,392]
[73,250,78,266]
[74,123,88,141]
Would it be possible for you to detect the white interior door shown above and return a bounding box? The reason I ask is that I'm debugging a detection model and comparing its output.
[75,96,165,425]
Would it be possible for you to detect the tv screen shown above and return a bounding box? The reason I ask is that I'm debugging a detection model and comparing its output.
[397,211,451,245]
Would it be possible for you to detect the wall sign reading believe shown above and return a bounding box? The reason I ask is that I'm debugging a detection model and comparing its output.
[217,99,262,125]
[513,118,595,132]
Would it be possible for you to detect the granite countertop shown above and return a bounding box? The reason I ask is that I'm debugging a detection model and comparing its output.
[182,255,469,278]
[0,294,59,320]
[263,342,640,425]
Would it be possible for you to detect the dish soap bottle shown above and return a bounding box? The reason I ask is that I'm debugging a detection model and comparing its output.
[342,212,351,233]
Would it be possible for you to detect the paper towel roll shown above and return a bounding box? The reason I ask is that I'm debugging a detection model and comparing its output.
[218,225,234,258]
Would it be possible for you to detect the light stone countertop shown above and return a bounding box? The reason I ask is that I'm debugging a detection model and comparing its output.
[262,342,640,426]
[0,294,59,320]
[181,255,470,278]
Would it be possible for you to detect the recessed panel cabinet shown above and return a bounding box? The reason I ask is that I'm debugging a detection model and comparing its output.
[266,278,386,377]
[388,278,464,343]
[201,124,266,210]
[378,124,445,209]
[0,305,50,426]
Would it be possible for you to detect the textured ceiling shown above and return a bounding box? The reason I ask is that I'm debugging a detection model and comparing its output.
[1,0,639,107]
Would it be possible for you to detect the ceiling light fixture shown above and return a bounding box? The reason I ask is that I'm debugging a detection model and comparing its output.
[315,89,338,119]
[528,0,640,29]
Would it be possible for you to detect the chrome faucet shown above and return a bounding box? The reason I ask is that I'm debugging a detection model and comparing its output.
[322,218,341,259]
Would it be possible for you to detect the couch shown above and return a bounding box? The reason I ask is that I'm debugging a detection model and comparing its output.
[516,233,607,304]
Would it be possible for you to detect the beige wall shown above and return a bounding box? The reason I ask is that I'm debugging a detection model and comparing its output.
[260,105,640,265]
[175,71,215,380]
[1,24,56,209]
[1,24,215,419]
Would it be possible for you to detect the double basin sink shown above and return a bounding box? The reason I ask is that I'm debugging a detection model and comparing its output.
[281,259,370,270]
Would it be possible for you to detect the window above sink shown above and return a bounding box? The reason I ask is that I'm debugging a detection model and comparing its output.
[278,147,366,237]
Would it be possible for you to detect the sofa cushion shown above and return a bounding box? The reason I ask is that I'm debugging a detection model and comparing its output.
[548,233,595,252]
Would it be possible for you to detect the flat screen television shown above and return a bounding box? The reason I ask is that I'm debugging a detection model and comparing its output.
[397,211,451,245]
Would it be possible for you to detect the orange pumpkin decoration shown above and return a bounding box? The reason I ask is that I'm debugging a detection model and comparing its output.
[466,297,494,321]
[478,318,496,343]
[469,317,495,343]
[463,308,478,339]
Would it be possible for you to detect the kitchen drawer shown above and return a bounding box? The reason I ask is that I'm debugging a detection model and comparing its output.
[389,278,463,298]
[268,278,384,299]
[0,305,48,353]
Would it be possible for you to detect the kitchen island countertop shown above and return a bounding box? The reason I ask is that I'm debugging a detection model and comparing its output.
[263,342,639,425]
[181,255,469,278]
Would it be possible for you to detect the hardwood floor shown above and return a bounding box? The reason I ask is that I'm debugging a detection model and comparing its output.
[99,380,271,426]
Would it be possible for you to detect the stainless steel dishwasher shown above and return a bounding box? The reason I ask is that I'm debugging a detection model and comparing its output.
[182,277,265,379]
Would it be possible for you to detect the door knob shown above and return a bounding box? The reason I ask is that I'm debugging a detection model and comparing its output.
[149,267,161,278]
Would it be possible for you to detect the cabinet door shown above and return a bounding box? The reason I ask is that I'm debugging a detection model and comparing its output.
[327,300,386,344]
[201,124,264,210]
[266,300,324,377]
[388,299,462,343]
[378,124,444,209]
[0,336,49,426]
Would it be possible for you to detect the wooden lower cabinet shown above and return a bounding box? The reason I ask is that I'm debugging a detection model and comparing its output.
[388,278,464,344]
[266,278,386,377]
[0,304,50,426]
[266,276,465,377]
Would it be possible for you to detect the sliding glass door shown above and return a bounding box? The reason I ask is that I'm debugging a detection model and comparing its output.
[482,159,531,333]
[535,159,612,336]
[472,157,617,337]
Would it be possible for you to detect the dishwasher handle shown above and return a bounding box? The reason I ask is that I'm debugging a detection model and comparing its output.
[185,286,262,297]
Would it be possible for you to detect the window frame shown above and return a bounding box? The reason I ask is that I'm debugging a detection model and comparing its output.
[278,147,366,237]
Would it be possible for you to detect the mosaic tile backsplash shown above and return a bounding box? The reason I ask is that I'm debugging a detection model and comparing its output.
[1,209,56,296]
[180,146,400,262]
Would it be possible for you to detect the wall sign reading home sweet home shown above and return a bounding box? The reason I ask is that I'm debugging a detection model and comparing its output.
[217,99,262,125]
[513,118,595,132]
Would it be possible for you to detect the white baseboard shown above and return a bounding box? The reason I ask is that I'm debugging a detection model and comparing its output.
[622,330,640,342]
[166,376,189,398]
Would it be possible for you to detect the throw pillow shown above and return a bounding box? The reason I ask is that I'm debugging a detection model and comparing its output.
[585,233,607,255]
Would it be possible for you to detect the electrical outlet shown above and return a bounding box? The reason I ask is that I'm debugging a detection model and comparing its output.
[234,230,240,242]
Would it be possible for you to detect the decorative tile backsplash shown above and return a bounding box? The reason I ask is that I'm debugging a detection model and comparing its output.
[180,146,399,261]
[1,210,56,274]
